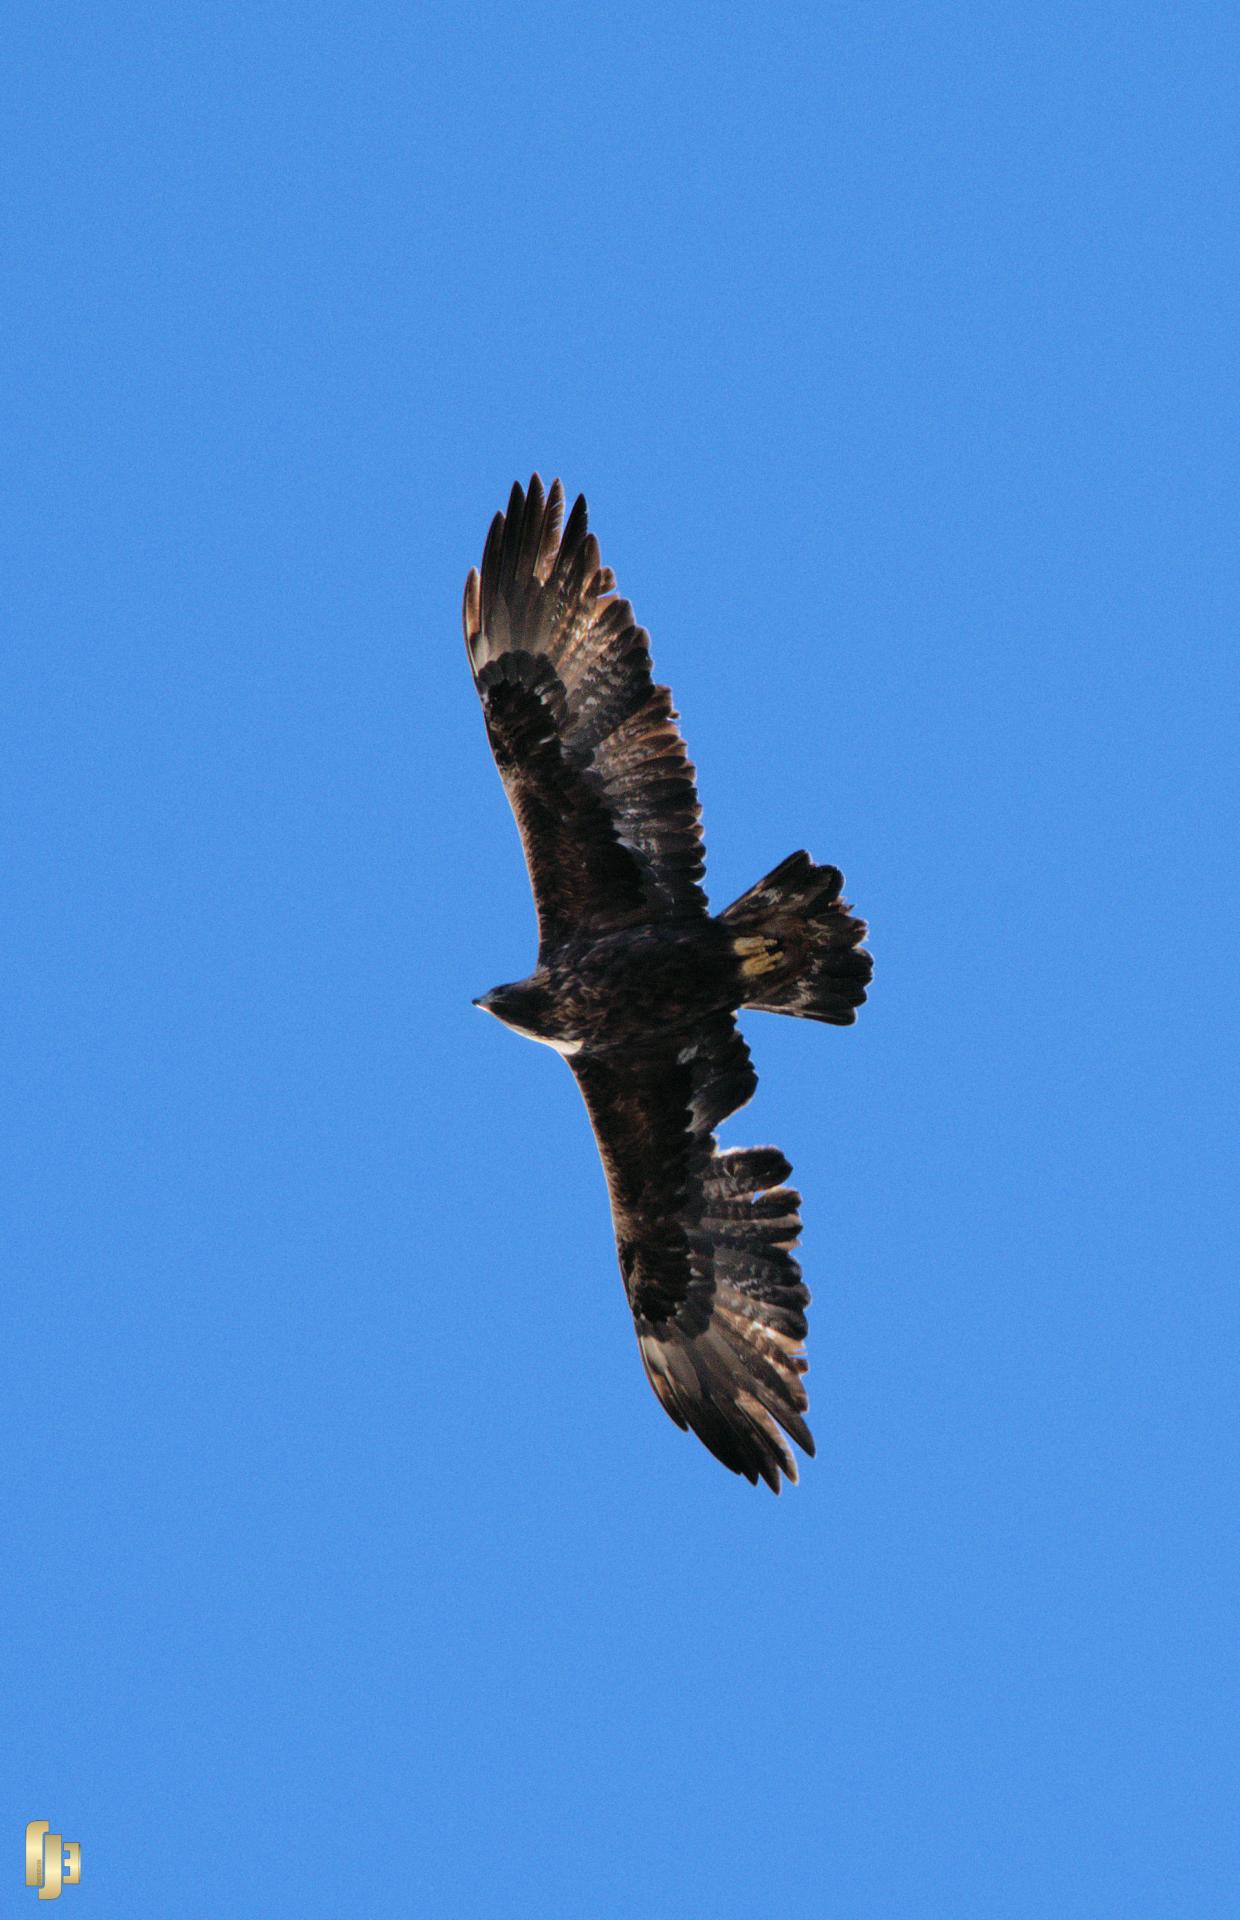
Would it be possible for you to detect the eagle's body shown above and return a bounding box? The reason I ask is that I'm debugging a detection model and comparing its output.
[465,477,871,1491]
[478,917,739,1055]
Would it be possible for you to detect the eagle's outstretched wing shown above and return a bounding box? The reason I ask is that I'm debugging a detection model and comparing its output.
[463,476,708,952]
[571,1017,814,1491]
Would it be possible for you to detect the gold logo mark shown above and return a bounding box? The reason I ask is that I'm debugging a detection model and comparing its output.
[25,1824,80,1902]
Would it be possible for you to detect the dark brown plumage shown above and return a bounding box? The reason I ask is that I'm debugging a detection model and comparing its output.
[464,477,871,1491]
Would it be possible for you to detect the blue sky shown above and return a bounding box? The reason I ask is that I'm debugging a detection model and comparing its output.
[7,4,1236,1915]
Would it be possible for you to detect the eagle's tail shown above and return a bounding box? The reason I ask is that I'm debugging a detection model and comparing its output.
[721,851,871,1026]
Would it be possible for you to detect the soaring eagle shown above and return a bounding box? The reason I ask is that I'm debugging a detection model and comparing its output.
[465,478,871,1490]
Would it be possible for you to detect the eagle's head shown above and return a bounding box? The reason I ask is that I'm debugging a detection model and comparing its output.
[472,976,582,1055]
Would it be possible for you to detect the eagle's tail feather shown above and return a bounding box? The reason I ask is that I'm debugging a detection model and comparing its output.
[637,1147,814,1493]
[721,851,871,1027]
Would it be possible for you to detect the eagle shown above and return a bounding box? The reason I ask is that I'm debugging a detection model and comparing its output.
[464,478,871,1490]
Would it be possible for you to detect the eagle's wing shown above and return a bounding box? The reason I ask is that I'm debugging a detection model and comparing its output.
[571,1017,813,1491]
[463,476,708,952]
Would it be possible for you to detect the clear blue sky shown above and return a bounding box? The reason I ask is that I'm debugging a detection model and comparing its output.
[8,5,1235,1915]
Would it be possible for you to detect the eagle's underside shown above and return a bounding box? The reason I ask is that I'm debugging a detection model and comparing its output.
[464,476,871,1491]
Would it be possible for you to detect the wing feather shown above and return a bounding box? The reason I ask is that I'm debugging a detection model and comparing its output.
[571,1018,814,1492]
[464,475,708,951]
